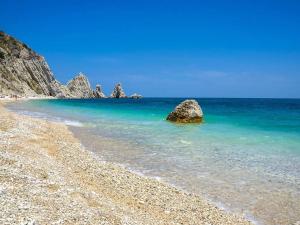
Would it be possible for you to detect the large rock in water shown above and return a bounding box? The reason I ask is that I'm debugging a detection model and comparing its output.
[0,31,69,97]
[166,99,203,123]
[93,84,106,98]
[66,72,94,98]
[110,83,126,98]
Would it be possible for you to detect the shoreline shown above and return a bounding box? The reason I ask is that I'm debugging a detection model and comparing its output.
[0,99,251,225]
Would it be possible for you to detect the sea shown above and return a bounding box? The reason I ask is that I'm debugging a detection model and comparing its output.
[7,98,300,225]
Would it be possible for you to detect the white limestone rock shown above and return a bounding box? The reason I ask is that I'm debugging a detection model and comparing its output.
[166,99,203,123]
[0,31,68,97]
[66,72,94,98]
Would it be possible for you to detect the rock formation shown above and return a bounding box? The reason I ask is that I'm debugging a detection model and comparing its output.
[93,84,106,98]
[130,93,142,99]
[50,80,72,98]
[66,72,94,98]
[0,31,142,99]
[166,99,203,123]
[110,83,126,98]
[0,31,69,97]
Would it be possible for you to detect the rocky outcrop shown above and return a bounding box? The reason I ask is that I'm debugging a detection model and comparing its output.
[110,83,126,98]
[166,99,203,123]
[130,93,142,99]
[66,73,94,98]
[0,31,142,99]
[93,84,106,98]
[0,31,68,97]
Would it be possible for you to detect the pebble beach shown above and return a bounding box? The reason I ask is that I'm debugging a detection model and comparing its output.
[0,100,251,225]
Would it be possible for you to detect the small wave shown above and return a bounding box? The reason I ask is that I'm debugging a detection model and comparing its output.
[18,110,48,118]
[180,139,192,145]
[10,108,84,127]
[63,120,84,127]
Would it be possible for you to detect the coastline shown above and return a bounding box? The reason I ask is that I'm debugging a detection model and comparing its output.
[0,99,251,225]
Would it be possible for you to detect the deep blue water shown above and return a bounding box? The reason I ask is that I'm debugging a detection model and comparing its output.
[7,98,300,225]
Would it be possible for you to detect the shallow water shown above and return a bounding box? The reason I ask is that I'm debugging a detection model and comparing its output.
[7,98,300,225]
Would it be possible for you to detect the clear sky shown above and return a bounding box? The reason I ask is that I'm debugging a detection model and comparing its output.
[1,0,300,98]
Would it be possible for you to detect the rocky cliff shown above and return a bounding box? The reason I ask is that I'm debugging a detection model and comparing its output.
[0,31,68,97]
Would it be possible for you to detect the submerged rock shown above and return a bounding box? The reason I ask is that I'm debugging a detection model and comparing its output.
[93,84,106,98]
[130,93,142,99]
[166,99,203,123]
[66,72,94,98]
[110,83,126,98]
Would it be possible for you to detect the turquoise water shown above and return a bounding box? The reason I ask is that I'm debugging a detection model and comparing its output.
[8,98,300,225]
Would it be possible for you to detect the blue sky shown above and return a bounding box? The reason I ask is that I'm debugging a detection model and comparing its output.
[1,0,300,97]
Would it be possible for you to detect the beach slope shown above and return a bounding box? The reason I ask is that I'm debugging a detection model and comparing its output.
[0,101,251,225]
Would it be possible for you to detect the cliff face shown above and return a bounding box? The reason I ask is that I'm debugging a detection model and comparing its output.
[66,73,94,98]
[0,31,67,97]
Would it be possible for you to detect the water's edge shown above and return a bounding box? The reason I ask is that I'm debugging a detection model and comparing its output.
[4,101,257,224]
[5,99,300,225]
[68,126,259,225]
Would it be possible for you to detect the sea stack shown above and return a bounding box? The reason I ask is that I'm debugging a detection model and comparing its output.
[166,99,203,123]
[110,83,126,98]
[93,84,106,98]
[66,72,94,98]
